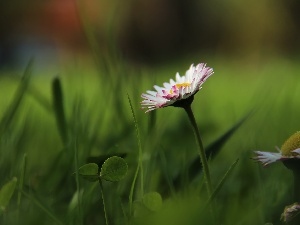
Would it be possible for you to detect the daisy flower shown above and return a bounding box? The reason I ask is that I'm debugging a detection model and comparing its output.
[253,131,300,167]
[141,63,213,113]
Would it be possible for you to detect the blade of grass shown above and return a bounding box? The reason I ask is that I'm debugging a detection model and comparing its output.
[0,177,18,215]
[206,113,252,158]
[52,77,69,147]
[21,190,65,225]
[173,112,251,190]
[120,198,129,225]
[206,158,239,205]
[158,149,176,196]
[28,85,52,113]
[17,153,27,223]
[0,58,33,136]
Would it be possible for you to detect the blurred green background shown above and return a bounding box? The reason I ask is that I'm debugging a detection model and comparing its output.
[1,0,300,225]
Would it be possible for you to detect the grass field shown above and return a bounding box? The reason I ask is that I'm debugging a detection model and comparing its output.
[0,54,300,225]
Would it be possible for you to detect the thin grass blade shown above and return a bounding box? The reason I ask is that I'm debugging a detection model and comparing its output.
[173,112,251,191]
[28,85,52,113]
[0,58,33,135]
[0,177,18,215]
[127,94,144,217]
[21,190,65,225]
[17,153,27,222]
[206,158,239,204]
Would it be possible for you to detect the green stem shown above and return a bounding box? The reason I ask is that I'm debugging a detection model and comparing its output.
[129,164,140,217]
[127,94,144,217]
[74,138,83,225]
[184,105,212,196]
[99,178,109,225]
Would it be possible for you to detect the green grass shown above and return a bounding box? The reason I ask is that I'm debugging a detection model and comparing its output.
[0,55,300,225]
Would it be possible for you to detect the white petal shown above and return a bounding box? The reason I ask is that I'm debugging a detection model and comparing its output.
[185,66,194,80]
[292,148,300,155]
[253,151,282,166]
[146,90,157,96]
[141,94,157,100]
[153,85,164,92]
[291,148,300,158]
[163,82,172,89]
[175,72,182,82]
[169,79,176,85]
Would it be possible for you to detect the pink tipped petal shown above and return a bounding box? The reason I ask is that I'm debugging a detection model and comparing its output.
[253,151,282,167]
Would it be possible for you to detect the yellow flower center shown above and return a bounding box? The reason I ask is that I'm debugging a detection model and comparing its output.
[176,82,190,89]
[169,82,191,94]
[281,131,300,156]
[170,83,191,94]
